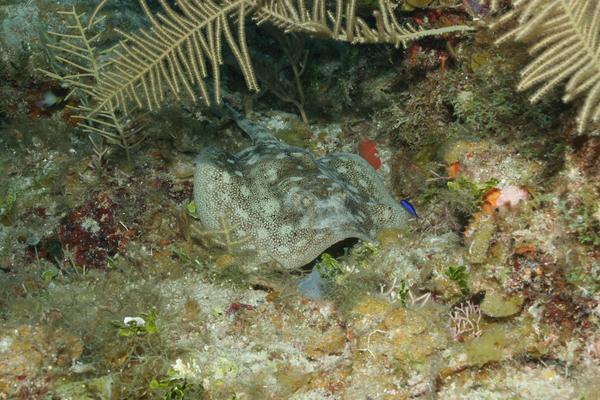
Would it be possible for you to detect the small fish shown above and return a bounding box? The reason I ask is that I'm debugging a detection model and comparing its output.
[400,199,419,219]
[35,90,63,110]
[463,0,491,18]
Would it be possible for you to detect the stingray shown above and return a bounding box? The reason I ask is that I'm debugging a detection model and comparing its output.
[193,108,408,269]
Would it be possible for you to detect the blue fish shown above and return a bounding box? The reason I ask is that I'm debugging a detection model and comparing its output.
[400,199,419,219]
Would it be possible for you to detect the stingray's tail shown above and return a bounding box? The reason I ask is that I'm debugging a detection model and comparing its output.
[213,103,275,143]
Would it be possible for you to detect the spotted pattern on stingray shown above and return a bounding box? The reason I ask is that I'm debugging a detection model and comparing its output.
[193,136,408,269]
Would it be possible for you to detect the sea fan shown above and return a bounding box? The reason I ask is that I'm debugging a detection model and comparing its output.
[86,0,473,117]
[494,0,600,133]
[89,0,258,115]
[38,6,144,160]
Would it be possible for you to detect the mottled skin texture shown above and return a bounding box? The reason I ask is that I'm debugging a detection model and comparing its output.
[193,120,408,269]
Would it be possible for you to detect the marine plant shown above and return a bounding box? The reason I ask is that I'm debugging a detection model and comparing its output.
[85,0,472,113]
[559,191,600,249]
[38,7,144,161]
[493,0,600,133]
[150,373,205,400]
[39,0,473,159]
[445,176,499,214]
[111,310,159,337]
[316,252,344,279]
[252,29,310,123]
[448,300,481,341]
[444,264,469,295]
[0,185,16,218]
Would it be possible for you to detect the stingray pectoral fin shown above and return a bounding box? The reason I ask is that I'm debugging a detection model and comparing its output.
[274,231,371,269]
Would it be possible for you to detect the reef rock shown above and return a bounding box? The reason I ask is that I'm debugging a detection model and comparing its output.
[193,110,408,269]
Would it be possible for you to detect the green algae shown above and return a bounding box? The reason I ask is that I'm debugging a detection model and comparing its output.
[149,374,206,400]
[315,252,344,280]
[444,265,470,295]
[0,185,17,227]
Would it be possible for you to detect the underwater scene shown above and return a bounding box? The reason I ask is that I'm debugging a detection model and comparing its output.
[1,0,600,398]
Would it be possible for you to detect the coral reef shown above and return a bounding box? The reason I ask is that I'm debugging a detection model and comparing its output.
[0,0,599,399]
